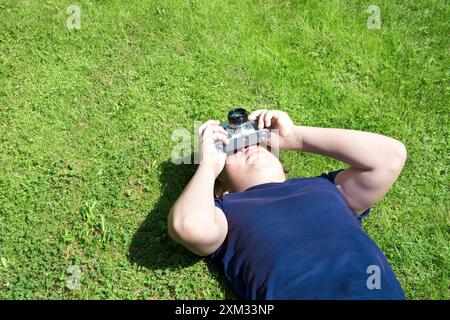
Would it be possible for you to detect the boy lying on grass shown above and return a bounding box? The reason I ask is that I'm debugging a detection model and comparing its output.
[168,109,407,300]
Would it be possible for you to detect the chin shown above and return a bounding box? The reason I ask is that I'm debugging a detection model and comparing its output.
[248,154,276,167]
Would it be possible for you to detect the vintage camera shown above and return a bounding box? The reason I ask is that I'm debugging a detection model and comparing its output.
[215,108,270,155]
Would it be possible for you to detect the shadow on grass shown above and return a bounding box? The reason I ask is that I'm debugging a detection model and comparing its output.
[128,157,236,298]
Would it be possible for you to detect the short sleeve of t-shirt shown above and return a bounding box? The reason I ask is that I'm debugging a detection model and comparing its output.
[319,169,371,221]
[208,198,227,261]
[214,198,224,210]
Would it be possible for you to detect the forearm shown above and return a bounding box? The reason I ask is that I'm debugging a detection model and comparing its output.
[285,125,406,171]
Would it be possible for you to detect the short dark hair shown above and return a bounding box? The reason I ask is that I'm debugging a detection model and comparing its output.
[214,171,228,199]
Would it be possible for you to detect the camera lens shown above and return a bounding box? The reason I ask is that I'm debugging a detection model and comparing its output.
[228,108,248,128]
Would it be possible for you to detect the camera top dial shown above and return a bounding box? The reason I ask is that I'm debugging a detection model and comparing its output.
[227,108,249,129]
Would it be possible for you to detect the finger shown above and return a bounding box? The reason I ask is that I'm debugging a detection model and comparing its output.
[249,109,267,120]
[203,125,228,139]
[198,120,220,137]
[198,122,209,137]
[271,110,284,122]
[203,132,229,145]
[203,126,229,142]
[216,126,229,136]
[199,120,220,135]
[264,110,274,128]
[258,110,268,129]
[198,120,220,134]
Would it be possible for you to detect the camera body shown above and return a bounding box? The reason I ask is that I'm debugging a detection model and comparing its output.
[215,108,270,155]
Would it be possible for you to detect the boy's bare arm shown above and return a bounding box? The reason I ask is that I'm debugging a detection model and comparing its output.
[295,126,407,213]
[168,121,228,256]
[251,110,407,214]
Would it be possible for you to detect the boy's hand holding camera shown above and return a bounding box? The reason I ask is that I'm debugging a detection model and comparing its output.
[249,109,298,150]
[198,120,229,178]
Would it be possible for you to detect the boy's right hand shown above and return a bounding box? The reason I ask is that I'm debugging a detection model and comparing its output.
[198,120,229,177]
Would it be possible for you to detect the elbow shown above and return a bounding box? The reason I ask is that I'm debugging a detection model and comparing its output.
[167,204,224,257]
[168,207,184,242]
[168,207,205,244]
[387,141,407,173]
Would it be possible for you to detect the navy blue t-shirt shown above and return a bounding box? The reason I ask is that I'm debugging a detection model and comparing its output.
[208,171,405,300]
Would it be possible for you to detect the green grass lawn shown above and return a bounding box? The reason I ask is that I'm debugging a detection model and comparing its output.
[0,0,448,299]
